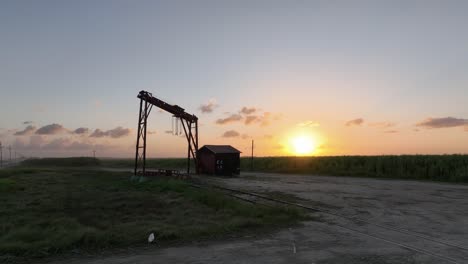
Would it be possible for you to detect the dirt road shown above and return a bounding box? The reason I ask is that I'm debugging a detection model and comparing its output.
[50,172,468,264]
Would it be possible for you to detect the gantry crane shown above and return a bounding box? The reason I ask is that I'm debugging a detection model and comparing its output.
[134,90,199,176]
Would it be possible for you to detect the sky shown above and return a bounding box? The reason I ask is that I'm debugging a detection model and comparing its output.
[1,0,468,158]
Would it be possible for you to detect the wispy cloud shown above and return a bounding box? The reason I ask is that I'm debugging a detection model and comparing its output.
[35,124,67,135]
[245,115,258,125]
[345,118,364,126]
[107,127,131,138]
[216,114,243,125]
[199,99,218,113]
[416,117,468,129]
[14,136,113,152]
[384,130,398,133]
[215,106,279,127]
[243,112,273,126]
[14,125,36,136]
[90,127,131,138]
[23,121,33,125]
[369,122,396,128]
[73,127,89,134]
[42,138,73,150]
[240,107,257,115]
[222,130,240,138]
[90,129,107,138]
[297,121,320,127]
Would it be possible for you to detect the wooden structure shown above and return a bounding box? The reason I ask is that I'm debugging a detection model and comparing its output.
[197,145,241,176]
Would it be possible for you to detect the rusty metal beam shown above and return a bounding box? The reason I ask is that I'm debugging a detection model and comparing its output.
[134,90,198,176]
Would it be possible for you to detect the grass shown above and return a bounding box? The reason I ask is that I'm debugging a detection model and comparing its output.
[20,157,100,167]
[100,158,189,170]
[0,163,306,262]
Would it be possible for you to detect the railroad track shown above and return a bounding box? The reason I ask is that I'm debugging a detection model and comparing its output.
[190,182,467,264]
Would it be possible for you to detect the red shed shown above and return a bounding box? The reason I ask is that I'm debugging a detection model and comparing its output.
[197,145,241,176]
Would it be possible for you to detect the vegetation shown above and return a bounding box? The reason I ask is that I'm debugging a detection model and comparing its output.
[100,158,188,170]
[99,155,468,183]
[20,157,100,167]
[241,155,468,183]
[0,165,305,262]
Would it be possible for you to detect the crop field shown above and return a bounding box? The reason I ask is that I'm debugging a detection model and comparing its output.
[242,155,468,182]
[101,155,468,183]
[0,158,305,263]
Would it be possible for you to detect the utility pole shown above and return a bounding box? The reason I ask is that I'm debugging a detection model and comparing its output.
[251,140,254,171]
[0,142,3,167]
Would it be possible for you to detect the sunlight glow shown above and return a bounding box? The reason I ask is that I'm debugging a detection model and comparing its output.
[291,135,316,155]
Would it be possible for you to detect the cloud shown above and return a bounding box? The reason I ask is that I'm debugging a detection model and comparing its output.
[240,107,257,115]
[369,122,396,128]
[258,112,272,126]
[244,112,273,126]
[222,130,240,138]
[23,121,33,125]
[216,106,279,126]
[107,127,131,138]
[345,118,364,126]
[90,129,107,138]
[12,135,45,150]
[14,125,36,136]
[384,130,398,133]
[199,99,218,113]
[245,115,258,125]
[90,127,131,138]
[36,124,67,135]
[416,117,468,129]
[241,134,249,140]
[73,127,89,134]
[297,121,320,127]
[42,138,72,150]
[216,114,243,125]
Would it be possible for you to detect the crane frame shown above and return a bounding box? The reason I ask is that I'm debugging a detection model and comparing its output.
[134,90,198,176]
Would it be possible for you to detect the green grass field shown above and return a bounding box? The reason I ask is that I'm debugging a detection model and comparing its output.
[100,155,468,183]
[0,161,306,262]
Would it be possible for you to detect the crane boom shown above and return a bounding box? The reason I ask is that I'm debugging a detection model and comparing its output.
[137,91,198,123]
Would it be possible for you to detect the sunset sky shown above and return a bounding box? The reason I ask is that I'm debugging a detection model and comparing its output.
[1,1,467,158]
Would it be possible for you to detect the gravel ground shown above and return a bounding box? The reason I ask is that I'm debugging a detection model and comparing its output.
[49,172,468,264]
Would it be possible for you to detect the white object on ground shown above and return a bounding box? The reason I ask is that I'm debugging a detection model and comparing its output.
[148,233,155,243]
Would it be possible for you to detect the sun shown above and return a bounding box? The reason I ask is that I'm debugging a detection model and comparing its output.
[291,135,316,155]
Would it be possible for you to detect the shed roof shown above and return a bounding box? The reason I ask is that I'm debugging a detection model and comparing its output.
[199,145,241,154]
